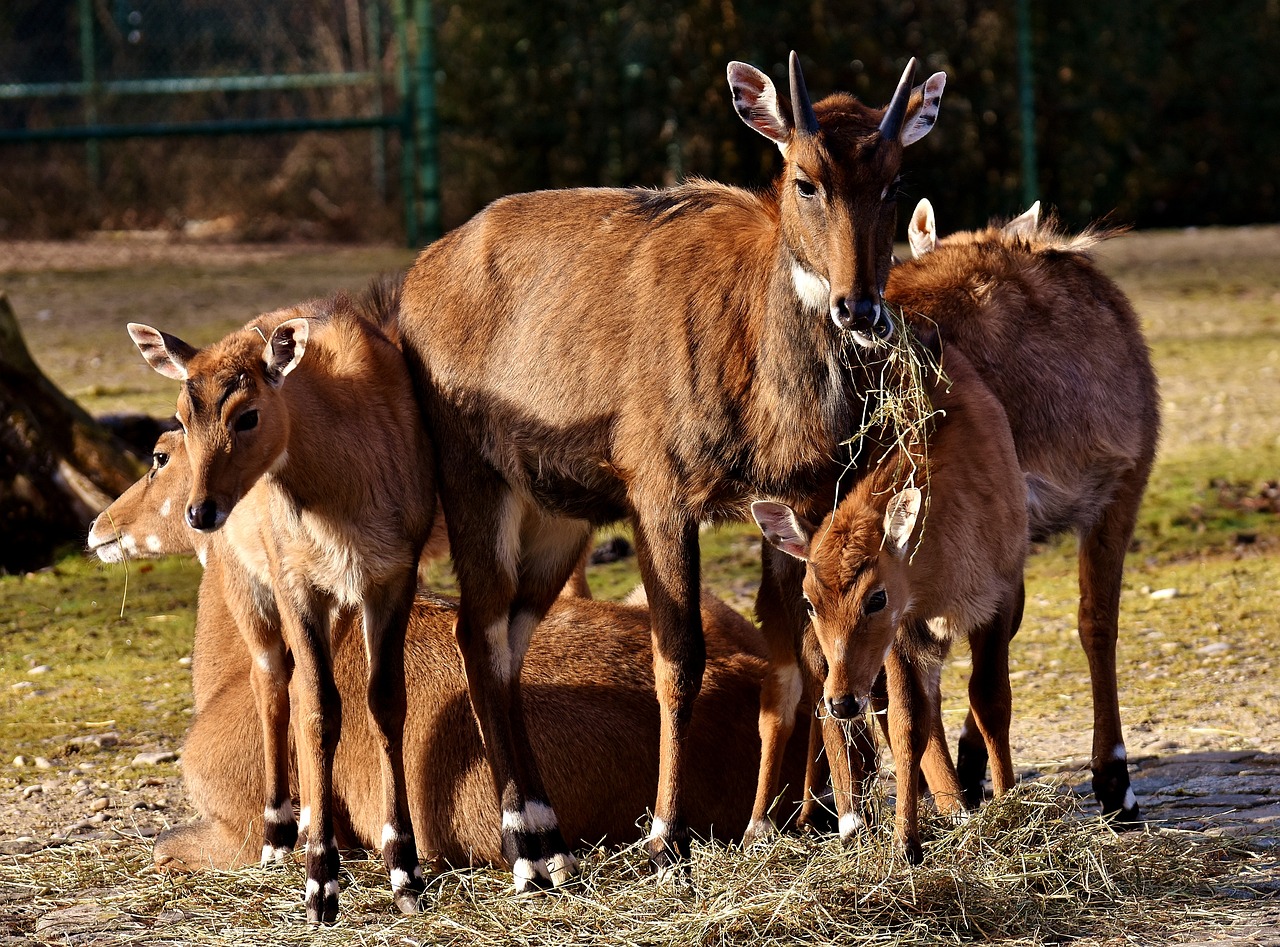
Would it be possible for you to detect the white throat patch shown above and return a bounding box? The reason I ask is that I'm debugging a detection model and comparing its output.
[790,262,829,312]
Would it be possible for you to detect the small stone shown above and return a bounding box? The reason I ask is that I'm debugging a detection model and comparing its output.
[1149,587,1179,600]
[34,757,51,770]
[21,784,44,799]
[10,681,34,691]
[1197,641,1231,656]
[90,797,109,812]
[77,762,96,772]
[177,656,192,666]
[131,750,177,767]
[0,837,41,855]
[12,755,26,767]
[27,664,51,675]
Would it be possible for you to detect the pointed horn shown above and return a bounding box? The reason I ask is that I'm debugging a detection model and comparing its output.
[788,50,819,137]
[878,56,918,141]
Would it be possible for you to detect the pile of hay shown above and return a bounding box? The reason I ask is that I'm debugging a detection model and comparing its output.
[1,783,1253,946]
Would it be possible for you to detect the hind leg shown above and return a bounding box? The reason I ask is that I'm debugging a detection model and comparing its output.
[1079,474,1146,821]
[957,582,1023,807]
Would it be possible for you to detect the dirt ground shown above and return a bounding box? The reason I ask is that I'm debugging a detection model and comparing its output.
[2,232,1279,945]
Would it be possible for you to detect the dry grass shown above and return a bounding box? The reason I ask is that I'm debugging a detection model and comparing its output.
[1,783,1256,947]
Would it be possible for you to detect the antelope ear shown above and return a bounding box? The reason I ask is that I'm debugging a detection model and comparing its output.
[899,72,947,146]
[1003,200,1041,237]
[727,61,792,149]
[752,500,814,561]
[128,323,196,381]
[263,318,309,385]
[883,488,921,554]
[908,198,937,258]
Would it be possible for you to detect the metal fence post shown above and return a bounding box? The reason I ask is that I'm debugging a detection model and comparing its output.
[78,0,100,187]
[413,0,440,243]
[1017,0,1039,210]
[392,0,418,248]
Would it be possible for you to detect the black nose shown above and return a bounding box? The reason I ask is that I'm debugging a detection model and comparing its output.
[826,694,867,720]
[187,499,219,531]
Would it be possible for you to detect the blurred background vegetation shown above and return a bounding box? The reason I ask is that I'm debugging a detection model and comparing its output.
[1,0,1278,242]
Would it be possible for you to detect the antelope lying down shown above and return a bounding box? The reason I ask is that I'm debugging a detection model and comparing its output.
[754,348,1027,862]
[399,50,946,887]
[886,199,1160,819]
[87,433,808,871]
[127,290,434,923]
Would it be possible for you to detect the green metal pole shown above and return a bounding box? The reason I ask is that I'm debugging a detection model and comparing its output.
[392,0,418,247]
[78,0,100,187]
[1017,0,1039,209]
[413,0,440,243]
[366,0,387,201]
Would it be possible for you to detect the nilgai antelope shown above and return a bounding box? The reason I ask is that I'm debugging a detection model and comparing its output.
[754,348,1027,861]
[126,293,434,923]
[883,199,1160,818]
[86,435,806,871]
[397,51,946,884]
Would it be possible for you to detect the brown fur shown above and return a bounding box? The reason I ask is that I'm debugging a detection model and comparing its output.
[87,437,803,871]
[884,208,1160,817]
[127,292,435,921]
[757,351,1027,860]
[397,54,946,877]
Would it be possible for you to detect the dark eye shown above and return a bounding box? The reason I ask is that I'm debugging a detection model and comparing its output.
[882,176,903,202]
[864,589,888,614]
[153,451,169,470]
[795,178,817,199]
[802,592,815,615]
[234,409,259,432]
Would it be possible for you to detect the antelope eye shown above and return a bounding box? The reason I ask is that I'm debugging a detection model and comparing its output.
[864,589,888,614]
[153,452,169,470]
[234,409,259,432]
[795,178,818,199]
[881,176,903,202]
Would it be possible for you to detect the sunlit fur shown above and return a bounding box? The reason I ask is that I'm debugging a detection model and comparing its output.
[798,352,1027,862]
[398,56,943,871]
[885,209,1160,818]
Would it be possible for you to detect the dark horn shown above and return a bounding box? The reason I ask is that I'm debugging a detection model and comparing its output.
[788,50,819,137]
[878,57,918,141]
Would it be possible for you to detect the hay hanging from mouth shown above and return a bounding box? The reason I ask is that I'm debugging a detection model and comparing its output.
[837,303,949,555]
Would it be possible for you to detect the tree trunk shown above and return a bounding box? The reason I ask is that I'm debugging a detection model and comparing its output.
[0,292,145,573]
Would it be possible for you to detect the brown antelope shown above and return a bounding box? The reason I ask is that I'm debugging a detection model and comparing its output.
[86,435,807,871]
[126,292,434,923]
[397,51,946,886]
[880,198,1160,819]
[754,348,1027,861]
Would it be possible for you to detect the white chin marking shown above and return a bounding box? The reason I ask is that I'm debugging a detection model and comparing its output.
[790,262,830,312]
[96,543,123,564]
[648,816,668,842]
[838,812,864,839]
[1123,787,1137,812]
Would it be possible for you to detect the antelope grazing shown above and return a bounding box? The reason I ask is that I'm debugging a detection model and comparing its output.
[754,348,1027,861]
[398,51,946,887]
[883,199,1160,818]
[126,292,434,923]
[86,435,806,871]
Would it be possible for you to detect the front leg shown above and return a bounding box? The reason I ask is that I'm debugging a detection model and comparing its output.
[883,639,935,865]
[632,512,704,871]
[277,590,341,924]
[747,541,808,843]
[363,564,426,915]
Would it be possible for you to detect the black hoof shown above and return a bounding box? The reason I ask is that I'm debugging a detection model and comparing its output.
[956,742,989,810]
